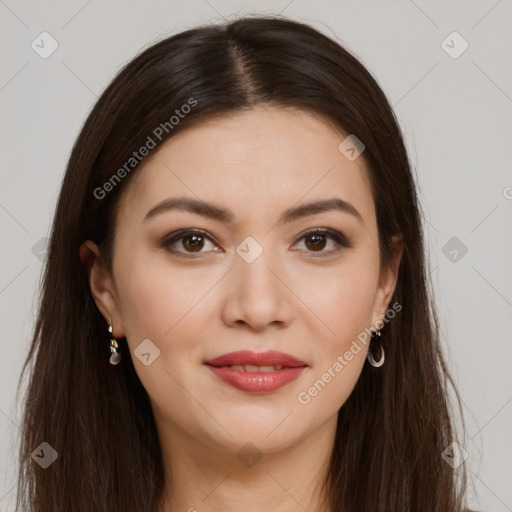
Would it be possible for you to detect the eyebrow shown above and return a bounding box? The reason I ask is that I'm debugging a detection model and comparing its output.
[143,197,365,226]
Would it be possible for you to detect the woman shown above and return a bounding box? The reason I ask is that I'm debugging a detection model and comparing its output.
[15,15,470,512]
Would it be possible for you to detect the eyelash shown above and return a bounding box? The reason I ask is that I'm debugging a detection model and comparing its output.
[161,228,352,258]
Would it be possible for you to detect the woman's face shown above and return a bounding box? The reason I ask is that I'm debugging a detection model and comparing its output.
[83,105,401,456]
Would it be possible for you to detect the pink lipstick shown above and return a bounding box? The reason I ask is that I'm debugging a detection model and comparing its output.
[204,350,308,393]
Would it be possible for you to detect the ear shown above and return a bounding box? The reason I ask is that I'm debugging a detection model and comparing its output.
[371,235,403,328]
[79,240,125,338]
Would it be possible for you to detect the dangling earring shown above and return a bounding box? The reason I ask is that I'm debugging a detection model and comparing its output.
[108,320,121,365]
[367,328,385,367]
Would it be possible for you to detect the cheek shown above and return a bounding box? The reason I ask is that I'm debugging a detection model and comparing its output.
[106,223,218,422]
[114,252,219,350]
[293,257,378,410]
[113,255,214,406]
[300,258,378,346]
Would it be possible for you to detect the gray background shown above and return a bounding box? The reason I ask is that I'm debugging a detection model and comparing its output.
[1,0,511,510]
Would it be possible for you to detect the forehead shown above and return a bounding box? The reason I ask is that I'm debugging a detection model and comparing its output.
[118,106,375,229]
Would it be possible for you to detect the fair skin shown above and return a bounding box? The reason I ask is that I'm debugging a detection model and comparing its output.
[80,106,402,512]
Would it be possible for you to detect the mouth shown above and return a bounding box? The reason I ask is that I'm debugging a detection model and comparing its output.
[204,350,308,393]
[207,363,289,372]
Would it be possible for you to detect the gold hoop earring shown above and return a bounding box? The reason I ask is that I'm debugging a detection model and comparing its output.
[367,329,384,368]
[108,320,121,365]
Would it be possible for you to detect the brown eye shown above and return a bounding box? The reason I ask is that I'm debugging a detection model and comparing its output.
[162,227,351,259]
[295,228,351,257]
[163,229,218,256]
[181,234,205,252]
[304,233,328,252]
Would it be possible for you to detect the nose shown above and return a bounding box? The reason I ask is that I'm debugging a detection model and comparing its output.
[221,247,294,332]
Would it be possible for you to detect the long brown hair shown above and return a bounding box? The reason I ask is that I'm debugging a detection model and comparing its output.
[15,15,468,511]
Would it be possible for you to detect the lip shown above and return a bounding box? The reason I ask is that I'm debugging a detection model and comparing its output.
[205,350,307,368]
[204,350,308,393]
